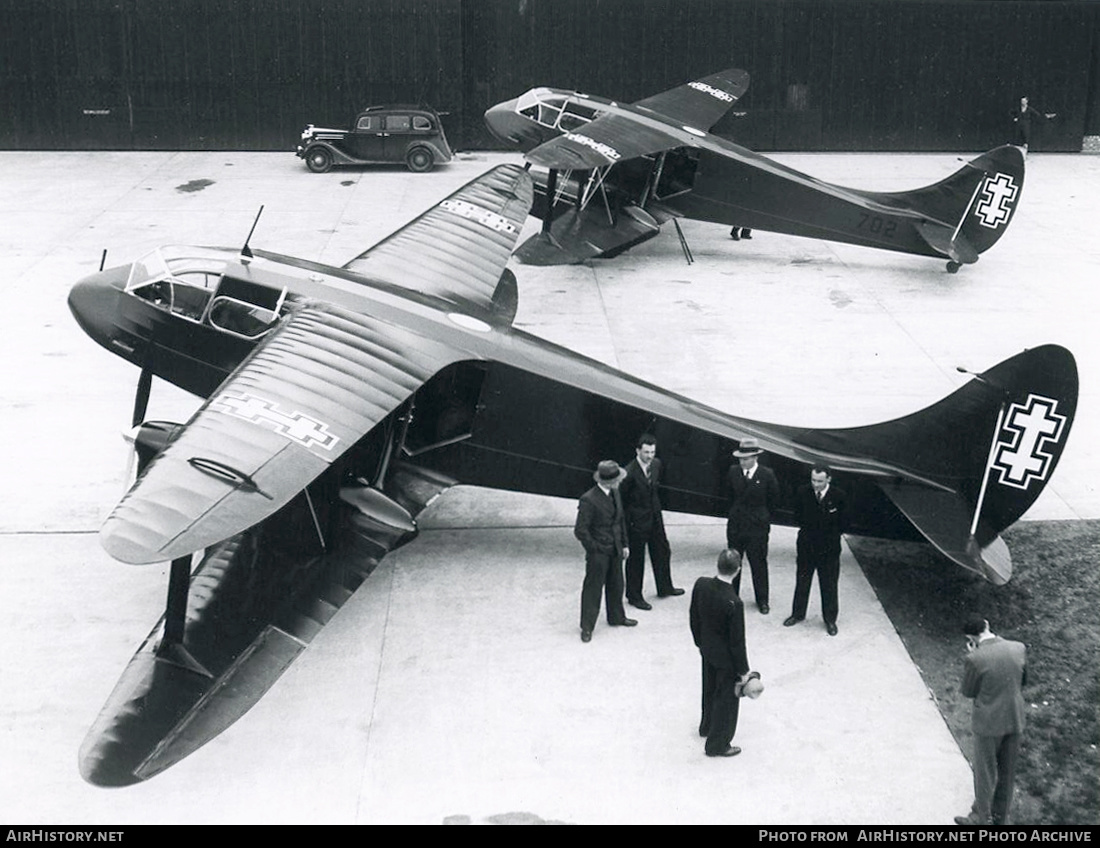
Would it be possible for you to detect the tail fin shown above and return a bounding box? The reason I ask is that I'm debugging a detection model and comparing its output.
[891,145,1025,263]
[802,345,1076,583]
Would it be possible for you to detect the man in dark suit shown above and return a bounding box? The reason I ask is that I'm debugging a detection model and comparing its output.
[690,548,752,757]
[620,433,683,610]
[573,460,638,643]
[784,465,848,636]
[726,438,780,614]
[955,614,1028,826]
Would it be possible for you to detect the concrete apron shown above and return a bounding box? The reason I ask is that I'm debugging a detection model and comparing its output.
[2,149,1095,823]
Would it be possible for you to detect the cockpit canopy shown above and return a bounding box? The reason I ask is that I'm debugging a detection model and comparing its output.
[515,88,603,133]
[126,246,287,339]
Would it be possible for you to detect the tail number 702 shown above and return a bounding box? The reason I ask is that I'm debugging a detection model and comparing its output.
[857,213,897,238]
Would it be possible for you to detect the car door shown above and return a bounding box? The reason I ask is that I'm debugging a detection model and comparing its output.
[381,113,413,161]
[350,113,386,161]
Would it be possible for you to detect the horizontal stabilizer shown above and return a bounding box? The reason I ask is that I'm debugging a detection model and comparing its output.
[915,222,979,265]
[514,205,660,265]
[878,481,1012,584]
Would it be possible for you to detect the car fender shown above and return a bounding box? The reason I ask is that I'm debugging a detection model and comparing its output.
[300,140,361,167]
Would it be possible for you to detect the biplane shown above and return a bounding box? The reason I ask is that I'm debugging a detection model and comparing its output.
[68,164,1074,786]
[484,70,1025,271]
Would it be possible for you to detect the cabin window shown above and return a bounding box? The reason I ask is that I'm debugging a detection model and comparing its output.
[412,115,432,131]
[357,116,375,131]
[385,115,411,132]
[207,297,280,339]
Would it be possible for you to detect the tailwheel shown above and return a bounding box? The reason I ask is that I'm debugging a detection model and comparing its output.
[946,261,961,274]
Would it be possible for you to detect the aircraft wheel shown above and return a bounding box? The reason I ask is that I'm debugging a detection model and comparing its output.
[406,146,434,173]
[306,147,333,174]
[946,261,961,274]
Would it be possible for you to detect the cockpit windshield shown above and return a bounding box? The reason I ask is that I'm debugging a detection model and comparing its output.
[125,246,231,292]
[516,88,602,132]
[126,246,234,322]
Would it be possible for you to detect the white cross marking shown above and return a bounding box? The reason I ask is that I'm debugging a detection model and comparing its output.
[974,173,1018,229]
[993,394,1066,489]
[211,392,340,451]
[440,199,516,234]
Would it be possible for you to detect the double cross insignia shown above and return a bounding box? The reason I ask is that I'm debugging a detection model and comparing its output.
[211,391,341,452]
[974,173,1018,229]
[992,393,1066,490]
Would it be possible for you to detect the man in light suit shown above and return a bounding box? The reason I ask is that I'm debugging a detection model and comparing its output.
[955,614,1028,825]
[690,548,753,757]
[784,465,848,636]
[574,460,638,643]
[726,438,781,614]
[620,433,683,610]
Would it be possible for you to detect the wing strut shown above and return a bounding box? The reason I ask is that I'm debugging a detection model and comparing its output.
[542,169,559,234]
[155,553,212,677]
[673,219,694,265]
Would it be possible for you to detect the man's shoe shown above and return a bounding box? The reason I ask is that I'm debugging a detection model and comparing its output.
[611,618,638,627]
[658,587,685,597]
[741,229,753,239]
[628,598,652,610]
[706,746,741,757]
[783,615,803,627]
[826,623,838,636]
[954,816,986,826]
[580,630,592,643]
[759,603,770,614]
[729,229,740,240]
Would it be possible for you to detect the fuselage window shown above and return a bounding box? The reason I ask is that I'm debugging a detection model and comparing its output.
[208,297,280,339]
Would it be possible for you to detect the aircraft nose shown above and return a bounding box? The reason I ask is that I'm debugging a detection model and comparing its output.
[67,267,127,349]
[484,99,536,147]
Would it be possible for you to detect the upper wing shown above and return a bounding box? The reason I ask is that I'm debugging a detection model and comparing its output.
[524,69,749,170]
[341,164,532,319]
[633,68,750,129]
[100,303,467,564]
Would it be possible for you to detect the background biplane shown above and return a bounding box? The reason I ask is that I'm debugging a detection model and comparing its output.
[484,70,1025,272]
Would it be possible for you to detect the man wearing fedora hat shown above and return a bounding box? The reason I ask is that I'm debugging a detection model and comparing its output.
[726,438,780,614]
[574,460,638,642]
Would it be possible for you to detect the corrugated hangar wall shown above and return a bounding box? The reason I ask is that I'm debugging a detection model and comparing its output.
[1,0,1096,153]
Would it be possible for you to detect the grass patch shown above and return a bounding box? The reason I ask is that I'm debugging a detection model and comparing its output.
[848,520,1100,826]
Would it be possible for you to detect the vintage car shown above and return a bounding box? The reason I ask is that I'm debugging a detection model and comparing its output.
[296,105,453,173]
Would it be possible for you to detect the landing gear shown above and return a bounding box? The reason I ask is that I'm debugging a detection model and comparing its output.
[946,261,961,274]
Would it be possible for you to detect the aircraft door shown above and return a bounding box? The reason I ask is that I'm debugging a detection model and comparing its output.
[654,148,700,200]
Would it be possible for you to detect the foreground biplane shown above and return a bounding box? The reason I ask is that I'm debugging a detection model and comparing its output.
[484,70,1025,271]
[68,165,1074,786]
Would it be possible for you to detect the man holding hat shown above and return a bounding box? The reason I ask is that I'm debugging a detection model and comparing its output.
[690,548,759,757]
[726,438,781,614]
[574,460,638,643]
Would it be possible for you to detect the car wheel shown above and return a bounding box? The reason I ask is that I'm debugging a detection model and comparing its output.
[306,147,333,174]
[405,146,434,173]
